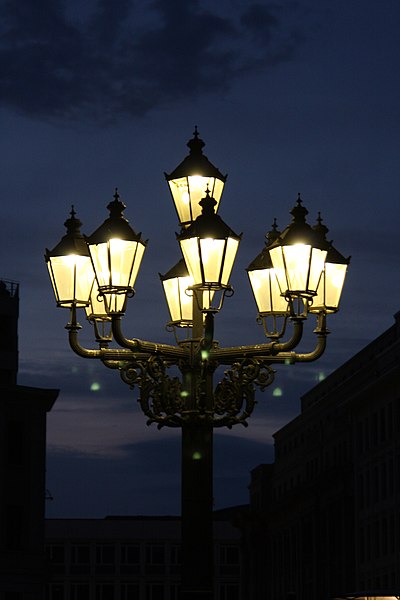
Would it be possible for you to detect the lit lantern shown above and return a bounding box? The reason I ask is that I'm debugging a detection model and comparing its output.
[160,259,194,327]
[85,280,110,322]
[165,127,227,227]
[177,191,241,298]
[269,195,327,300]
[45,207,94,308]
[309,214,350,313]
[247,220,289,316]
[86,189,147,314]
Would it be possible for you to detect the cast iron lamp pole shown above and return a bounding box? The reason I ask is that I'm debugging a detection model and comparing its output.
[45,128,349,600]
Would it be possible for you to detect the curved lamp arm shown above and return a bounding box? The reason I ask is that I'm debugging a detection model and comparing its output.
[111,314,188,361]
[210,317,304,364]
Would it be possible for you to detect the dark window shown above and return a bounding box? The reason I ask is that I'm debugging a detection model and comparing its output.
[72,545,90,564]
[145,545,165,565]
[220,583,240,600]
[71,584,90,600]
[121,544,140,565]
[46,584,65,600]
[96,545,115,564]
[121,584,140,600]
[145,583,164,600]
[95,583,114,600]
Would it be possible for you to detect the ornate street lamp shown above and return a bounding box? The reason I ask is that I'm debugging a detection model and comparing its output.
[309,213,350,314]
[86,188,147,314]
[45,130,349,600]
[45,207,94,308]
[247,219,290,338]
[165,127,227,227]
[268,194,327,304]
[160,258,194,329]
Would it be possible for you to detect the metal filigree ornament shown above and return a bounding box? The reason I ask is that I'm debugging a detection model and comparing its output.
[119,355,275,429]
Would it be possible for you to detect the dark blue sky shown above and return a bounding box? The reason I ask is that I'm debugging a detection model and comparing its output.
[1,0,400,517]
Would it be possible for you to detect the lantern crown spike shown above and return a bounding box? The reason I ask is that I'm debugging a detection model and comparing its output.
[265,218,280,245]
[187,126,205,155]
[313,211,330,243]
[199,188,218,216]
[290,193,308,224]
[106,187,127,221]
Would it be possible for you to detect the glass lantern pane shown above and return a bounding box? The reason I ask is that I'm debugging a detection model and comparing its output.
[89,242,110,288]
[308,247,327,292]
[85,281,109,320]
[169,176,223,225]
[248,268,287,314]
[163,275,193,323]
[48,255,93,306]
[312,262,347,312]
[178,276,194,321]
[199,238,225,284]
[269,246,288,294]
[180,238,202,284]
[220,238,239,285]
[283,244,312,292]
[169,177,192,224]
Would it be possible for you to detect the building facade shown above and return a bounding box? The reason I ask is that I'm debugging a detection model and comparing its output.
[0,280,58,600]
[246,313,400,600]
[45,511,243,600]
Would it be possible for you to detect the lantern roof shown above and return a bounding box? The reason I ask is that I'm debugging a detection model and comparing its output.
[247,219,281,271]
[313,212,351,265]
[159,258,189,281]
[177,190,241,241]
[45,206,89,257]
[270,194,323,249]
[165,127,227,182]
[86,189,146,244]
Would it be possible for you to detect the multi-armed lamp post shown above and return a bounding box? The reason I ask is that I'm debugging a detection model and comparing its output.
[45,128,349,600]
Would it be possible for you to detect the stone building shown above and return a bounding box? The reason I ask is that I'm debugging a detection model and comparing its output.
[0,279,58,600]
[246,313,400,600]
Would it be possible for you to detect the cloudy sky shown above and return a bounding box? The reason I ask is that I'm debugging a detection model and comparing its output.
[1,0,400,517]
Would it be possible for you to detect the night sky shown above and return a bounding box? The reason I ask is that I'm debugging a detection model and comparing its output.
[1,0,400,517]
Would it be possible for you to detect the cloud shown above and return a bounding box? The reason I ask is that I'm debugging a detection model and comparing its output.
[0,0,306,123]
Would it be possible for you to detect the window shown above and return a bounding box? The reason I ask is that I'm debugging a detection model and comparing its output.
[72,545,90,564]
[47,545,65,565]
[46,545,66,575]
[219,545,240,577]
[121,583,140,600]
[146,545,165,565]
[121,544,140,565]
[220,545,240,566]
[121,544,141,575]
[95,583,115,600]
[46,584,65,600]
[71,583,90,600]
[219,583,240,600]
[145,583,164,600]
[71,544,91,575]
[96,544,115,575]
[145,545,165,575]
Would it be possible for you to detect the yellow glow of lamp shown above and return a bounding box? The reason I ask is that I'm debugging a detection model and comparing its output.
[86,189,147,314]
[309,214,350,313]
[85,280,111,322]
[45,207,94,308]
[269,195,327,299]
[247,220,289,316]
[177,190,241,297]
[160,259,195,327]
[165,127,227,227]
